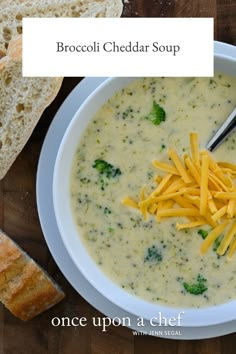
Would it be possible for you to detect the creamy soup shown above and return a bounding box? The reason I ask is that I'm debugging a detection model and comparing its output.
[70,75,236,308]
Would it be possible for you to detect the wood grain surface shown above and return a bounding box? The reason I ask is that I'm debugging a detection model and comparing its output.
[1,1,236,353]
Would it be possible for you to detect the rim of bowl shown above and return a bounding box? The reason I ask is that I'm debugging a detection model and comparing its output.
[53,52,236,328]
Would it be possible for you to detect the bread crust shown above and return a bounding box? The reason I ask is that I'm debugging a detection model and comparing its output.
[0,235,22,273]
[0,230,65,321]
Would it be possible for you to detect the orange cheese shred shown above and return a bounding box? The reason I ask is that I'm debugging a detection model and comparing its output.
[217,221,236,256]
[227,199,236,219]
[215,192,236,199]
[200,220,230,255]
[212,205,227,222]
[190,132,200,166]
[151,173,172,196]
[122,197,139,209]
[156,208,200,218]
[152,160,179,175]
[168,148,192,184]
[176,219,206,230]
[200,154,209,216]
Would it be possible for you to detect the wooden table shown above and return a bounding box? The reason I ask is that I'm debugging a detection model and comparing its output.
[1,1,236,353]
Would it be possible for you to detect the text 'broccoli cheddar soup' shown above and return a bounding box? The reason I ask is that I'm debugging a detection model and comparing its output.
[70,75,236,308]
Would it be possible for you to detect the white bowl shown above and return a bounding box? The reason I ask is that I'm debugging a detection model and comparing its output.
[53,51,236,328]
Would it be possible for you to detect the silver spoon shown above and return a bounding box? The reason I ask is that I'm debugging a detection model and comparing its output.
[206,107,236,152]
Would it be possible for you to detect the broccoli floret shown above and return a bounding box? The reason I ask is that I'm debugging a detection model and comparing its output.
[93,159,121,190]
[198,229,208,240]
[183,274,208,295]
[93,159,121,178]
[145,101,166,125]
[144,245,162,263]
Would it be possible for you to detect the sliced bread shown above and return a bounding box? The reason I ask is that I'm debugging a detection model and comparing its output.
[0,229,65,320]
[0,0,123,177]
[0,0,123,55]
[0,35,63,179]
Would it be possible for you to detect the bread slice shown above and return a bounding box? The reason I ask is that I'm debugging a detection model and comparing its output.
[0,35,63,179]
[0,229,65,320]
[0,0,123,56]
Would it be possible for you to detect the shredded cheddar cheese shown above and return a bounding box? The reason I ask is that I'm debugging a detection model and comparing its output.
[151,173,172,195]
[228,233,236,259]
[200,154,209,216]
[122,132,236,258]
[212,205,227,222]
[152,160,179,175]
[200,220,230,254]
[121,197,138,209]
[190,132,200,166]
[227,199,235,219]
[168,148,192,184]
[184,156,201,185]
[214,192,236,199]
[156,207,200,218]
[217,221,236,256]
[176,220,206,230]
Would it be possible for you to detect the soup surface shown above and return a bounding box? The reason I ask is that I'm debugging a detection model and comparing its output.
[71,75,236,307]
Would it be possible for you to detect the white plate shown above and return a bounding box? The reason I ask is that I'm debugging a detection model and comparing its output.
[37,43,236,340]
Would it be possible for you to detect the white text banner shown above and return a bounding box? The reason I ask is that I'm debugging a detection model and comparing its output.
[23,18,214,77]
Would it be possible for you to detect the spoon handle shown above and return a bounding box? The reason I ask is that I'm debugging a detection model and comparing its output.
[206,107,236,152]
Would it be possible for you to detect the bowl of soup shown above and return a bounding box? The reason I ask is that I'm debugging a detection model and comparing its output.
[53,53,236,327]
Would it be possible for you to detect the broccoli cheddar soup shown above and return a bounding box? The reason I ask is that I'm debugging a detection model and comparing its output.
[70,75,236,308]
